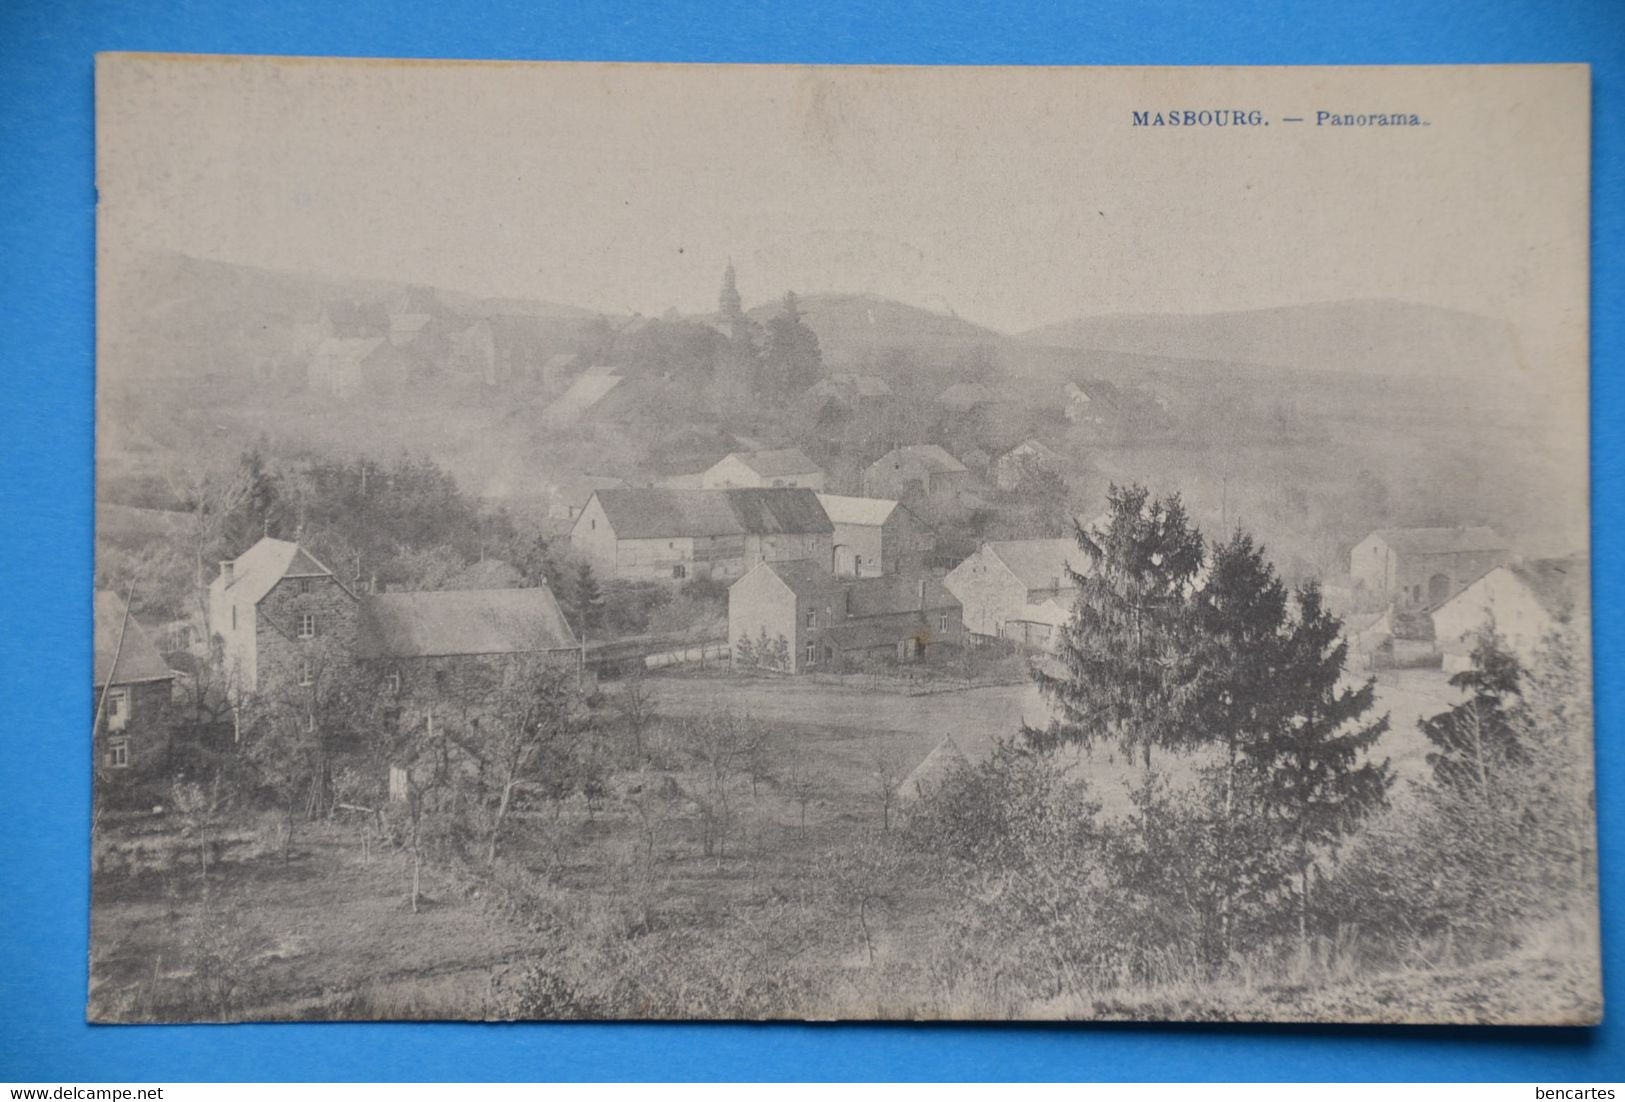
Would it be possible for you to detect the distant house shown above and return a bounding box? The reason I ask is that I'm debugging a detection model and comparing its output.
[944,538,1088,647]
[816,493,931,577]
[1432,555,1589,672]
[808,373,893,410]
[546,474,626,521]
[992,439,1066,490]
[701,448,826,490]
[728,560,963,673]
[307,336,407,397]
[862,445,970,504]
[570,487,835,582]
[94,590,177,778]
[938,382,1002,414]
[541,367,623,427]
[1063,378,1123,424]
[1351,526,1511,611]
[211,536,579,703]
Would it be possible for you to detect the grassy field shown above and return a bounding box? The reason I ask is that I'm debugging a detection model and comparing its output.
[89,663,1477,1022]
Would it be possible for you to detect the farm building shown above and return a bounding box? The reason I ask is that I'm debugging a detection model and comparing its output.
[701,448,826,490]
[306,336,410,397]
[728,559,963,673]
[938,382,1002,414]
[862,444,971,504]
[570,487,835,582]
[1432,555,1589,672]
[94,589,177,779]
[1351,526,1511,612]
[991,439,1067,489]
[808,373,893,410]
[210,537,580,704]
[943,538,1087,647]
[541,365,624,427]
[815,493,931,577]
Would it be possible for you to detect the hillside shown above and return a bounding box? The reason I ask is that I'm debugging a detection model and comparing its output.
[100,250,602,379]
[746,292,1006,366]
[1021,299,1521,383]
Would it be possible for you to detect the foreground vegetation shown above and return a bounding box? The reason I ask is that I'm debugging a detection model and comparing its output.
[90,485,1598,1024]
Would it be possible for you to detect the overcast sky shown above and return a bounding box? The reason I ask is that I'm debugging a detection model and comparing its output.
[98,57,1587,346]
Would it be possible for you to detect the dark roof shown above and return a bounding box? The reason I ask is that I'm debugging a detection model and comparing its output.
[825,612,934,652]
[869,444,968,476]
[1368,527,1509,555]
[1508,555,1588,618]
[357,587,578,659]
[844,573,958,617]
[94,590,174,686]
[758,559,841,599]
[591,487,833,540]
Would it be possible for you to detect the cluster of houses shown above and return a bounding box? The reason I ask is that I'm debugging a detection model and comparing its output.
[293,285,600,401]
[94,431,1588,784]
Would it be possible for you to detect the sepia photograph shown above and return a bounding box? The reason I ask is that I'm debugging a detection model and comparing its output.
[90,56,1596,1025]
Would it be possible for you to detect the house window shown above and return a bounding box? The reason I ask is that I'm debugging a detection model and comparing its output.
[298,613,317,639]
[387,671,402,694]
[106,737,129,769]
[805,609,817,629]
[805,643,817,665]
[298,659,314,686]
[231,605,237,630]
[938,613,949,632]
[672,564,686,579]
[297,577,313,596]
[306,713,317,733]
[105,687,129,732]
[590,519,596,530]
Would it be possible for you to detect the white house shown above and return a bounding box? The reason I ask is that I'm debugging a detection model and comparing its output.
[943,538,1087,647]
[1431,555,1588,672]
[701,448,826,490]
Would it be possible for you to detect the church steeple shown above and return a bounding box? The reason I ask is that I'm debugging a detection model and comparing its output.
[719,260,742,323]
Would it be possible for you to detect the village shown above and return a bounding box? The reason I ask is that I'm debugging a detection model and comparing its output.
[90,259,1595,1022]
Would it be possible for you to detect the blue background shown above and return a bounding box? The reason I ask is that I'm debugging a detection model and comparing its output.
[2,0,1622,1082]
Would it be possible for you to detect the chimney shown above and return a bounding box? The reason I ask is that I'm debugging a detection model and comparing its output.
[220,560,234,585]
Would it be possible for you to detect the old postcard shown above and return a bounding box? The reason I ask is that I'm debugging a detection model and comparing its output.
[92,56,1595,1024]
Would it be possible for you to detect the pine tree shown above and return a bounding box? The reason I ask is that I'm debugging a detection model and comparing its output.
[1027,484,1205,766]
[574,561,605,637]
[1255,581,1392,955]
[1419,629,1528,798]
[1184,529,1292,957]
[762,290,823,395]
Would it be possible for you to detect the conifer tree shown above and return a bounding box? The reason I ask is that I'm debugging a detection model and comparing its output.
[574,561,605,637]
[1255,581,1392,953]
[763,290,823,395]
[1419,629,1527,799]
[1027,484,1205,766]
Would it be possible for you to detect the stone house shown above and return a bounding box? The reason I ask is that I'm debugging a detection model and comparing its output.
[862,445,970,504]
[815,493,930,577]
[570,487,834,582]
[209,537,579,705]
[94,589,177,778]
[1351,526,1512,611]
[1431,555,1589,672]
[701,448,826,490]
[729,559,963,673]
[992,439,1067,490]
[943,538,1087,647]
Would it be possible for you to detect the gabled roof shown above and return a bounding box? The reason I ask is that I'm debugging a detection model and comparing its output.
[871,444,967,475]
[542,370,623,425]
[985,538,1088,591]
[1000,438,1064,463]
[724,487,835,535]
[94,590,175,686]
[830,373,893,398]
[844,573,958,616]
[1366,526,1510,555]
[815,492,900,527]
[1508,555,1588,618]
[217,539,311,605]
[1066,377,1124,410]
[717,447,822,478]
[589,487,833,540]
[357,586,578,659]
[753,558,841,600]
